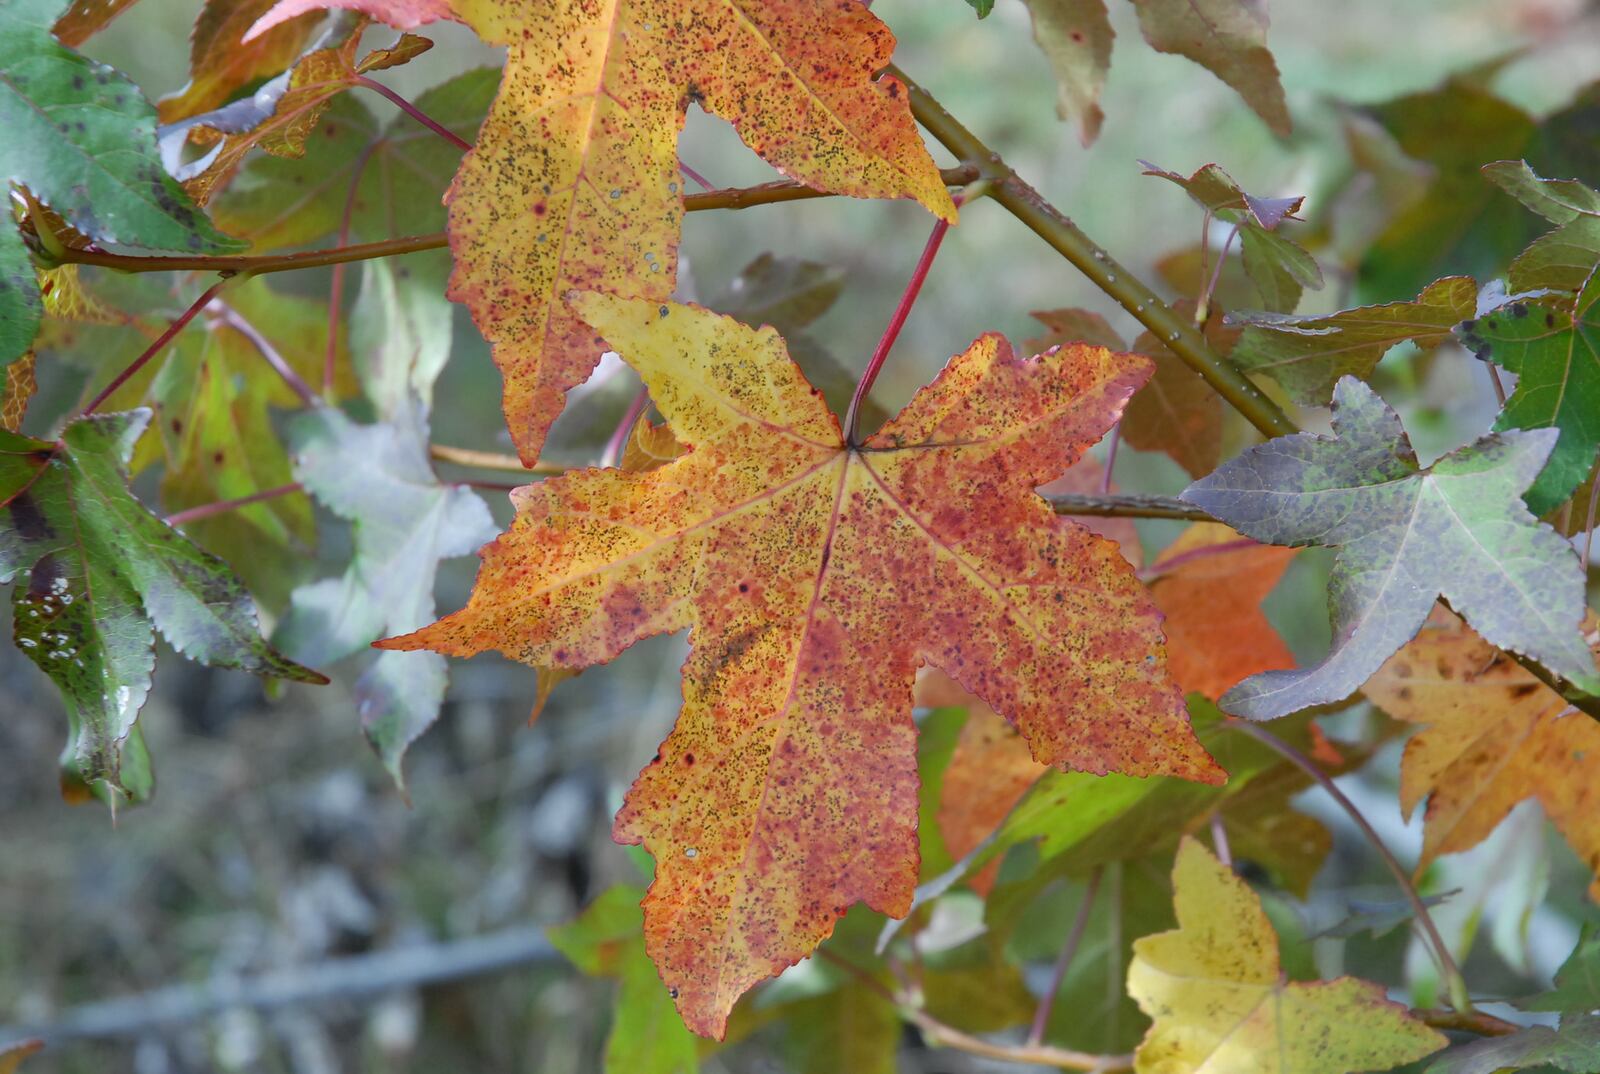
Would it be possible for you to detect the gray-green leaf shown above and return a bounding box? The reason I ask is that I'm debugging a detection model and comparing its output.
[1182,376,1600,719]
[279,404,496,786]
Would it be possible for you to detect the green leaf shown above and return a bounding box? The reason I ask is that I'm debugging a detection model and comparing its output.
[211,69,498,250]
[783,981,898,1074]
[351,255,454,418]
[1,410,320,797]
[964,0,995,16]
[0,0,239,252]
[1459,268,1600,516]
[1484,159,1600,225]
[1182,376,1600,719]
[1424,1012,1600,1074]
[1358,81,1600,301]
[1130,0,1290,135]
[550,886,699,1074]
[1021,0,1114,144]
[1231,276,1478,405]
[277,405,495,786]
[1521,924,1600,1013]
[0,223,41,368]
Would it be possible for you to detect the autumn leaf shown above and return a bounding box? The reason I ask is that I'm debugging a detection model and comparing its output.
[1459,268,1600,516]
[1230,275,1478,406]
[383,296,1220,1036]
[1130,0,1289,136]
[49,0,139,44]
[0,411,323,800]
[1183,375,1600,719]
[1362,615,1600,896]
[0,1040,42,1074]
[1022,0,1115,144]
[1128,837,1446,1074]
[1,353,36,433]
[331,0,954,464]
[158,0,320,122]
[1147,523,1296,700]
[247,0,452,37]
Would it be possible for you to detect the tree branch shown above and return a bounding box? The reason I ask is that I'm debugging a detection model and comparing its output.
[428,443,566,475]
[890,66,1296,442]
[1046,491,1214,521]
[40,167,981,278]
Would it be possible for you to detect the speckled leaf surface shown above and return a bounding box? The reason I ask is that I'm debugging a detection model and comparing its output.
[1,411,320,798]
[1128,838,1446,1074]
[0,226,41,369]
[1182,376,1600,719]
[278,405,495,787]
[1459,268,1600,516]
[441,0,954,464]
[0,0,239,252]
[1363,616,1600,897]
[383,296,1220,1036]
[1425,1012,1600,1074]
[1232,276,1477,405]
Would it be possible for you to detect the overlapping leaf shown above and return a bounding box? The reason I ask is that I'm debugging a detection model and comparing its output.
[0,0,240,365]
[549,885,700,1074]
[1231,275,1477,405]
[1148,523,1296,699]
[271,0,954,464]
[158,0,320,122]
[1460,269,1600,516]
[1128,838,1446,1074]
[1183,376,1600,719]
[0,411,322,800]
[277,405,495,786]
[383,296,1220,1035]
[1488,161,1600,292]
[1144,162,1319,315]
[1020,0,1115,144]
[1362,616,1600,896]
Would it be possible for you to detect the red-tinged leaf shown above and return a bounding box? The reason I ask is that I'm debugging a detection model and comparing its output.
[245,0,453,40]
[1036,454,1144,569]
[159,0,321,122]
[382,297,1222,1037]
[442,0,955,464]
[50,0,140,45]
[1362,614,1600,897]
[1126,303,1233,478]
[1148,523,1297,700]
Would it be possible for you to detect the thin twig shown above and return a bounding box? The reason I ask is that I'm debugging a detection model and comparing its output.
[208,301,319,406]
[1100,423,1121,492]
[891,64,1296,441]
[1047,491,1214,522]
[355,75,471,151]
[165,483,303,526]
[678,159,715,192]
[325,140,381,394]
[45,168,981,278]
[903,1008,1132,1072]
[1485,364,1507,406]
[1226,720,1473,1013]
[1209,813,1232,866]
[428,443,566,475]
[81,279,233,416]
[1414,1008,1521,1037]
[1028,868,1102,1047]
[1195,224,1239,324]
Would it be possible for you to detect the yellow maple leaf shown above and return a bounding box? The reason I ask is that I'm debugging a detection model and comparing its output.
[1362,613,1600,896]
[385,295,1221,1036]
[372,0,954,463]
[1129,837,1445,1074]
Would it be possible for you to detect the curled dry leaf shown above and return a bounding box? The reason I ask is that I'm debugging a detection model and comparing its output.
[383,297,1220,1036]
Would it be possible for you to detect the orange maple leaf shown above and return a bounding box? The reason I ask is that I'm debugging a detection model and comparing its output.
[254,0,956,464]
[384,296,1223,1036]
[1147,522,1297,699]
[1363,614,1600,897]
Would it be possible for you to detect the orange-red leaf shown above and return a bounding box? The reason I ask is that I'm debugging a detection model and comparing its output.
[384,297,1221,1036]
[447,0,953,464]
[1148,523,1296,699]
[1362,615,1600,896]
[160,0,320,123]
[246,0,453,39]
